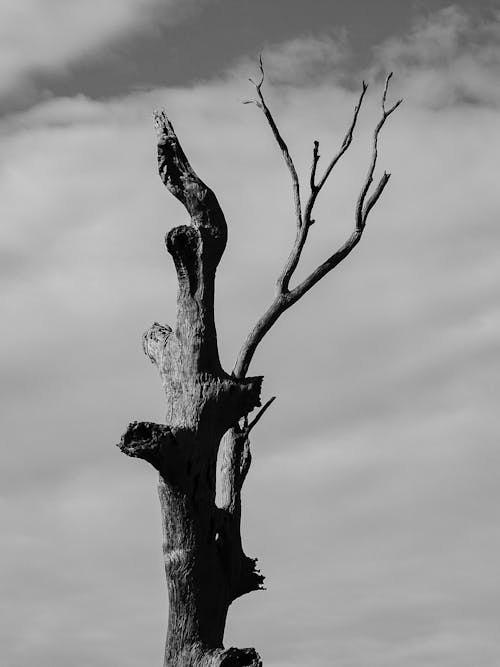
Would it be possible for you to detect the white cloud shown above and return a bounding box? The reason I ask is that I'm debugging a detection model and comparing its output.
[2,8,500,667]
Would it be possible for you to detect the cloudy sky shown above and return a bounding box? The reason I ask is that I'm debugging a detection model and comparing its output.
[1,1,500,666]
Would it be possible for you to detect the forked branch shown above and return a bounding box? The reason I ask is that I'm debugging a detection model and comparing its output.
[355,73,402,231]
[234,67,402,379]
[280,81,368,295]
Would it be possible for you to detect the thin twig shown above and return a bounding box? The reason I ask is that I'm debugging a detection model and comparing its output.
[275,81,368,295]
[315,81,368,193]
[246,56,302,230]
[247,396,277,433]
[310,140,320,191]
[356,73,402,230]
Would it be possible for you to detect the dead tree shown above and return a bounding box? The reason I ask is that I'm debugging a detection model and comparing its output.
[118,63,401,667]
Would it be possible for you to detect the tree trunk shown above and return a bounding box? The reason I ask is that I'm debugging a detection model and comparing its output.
[119,113,264,666]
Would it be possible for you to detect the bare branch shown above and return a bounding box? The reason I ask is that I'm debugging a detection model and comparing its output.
[274,81,369,296]
[237,396,276,492]
[315,81,368,193]
[234,73,402,380]
[219,395,276,530]
[356,74,402,231]
[247,396,276,433]
[310,140,320,191]
[288,230,363,303]
[246,57,303,233]
[291,74,402,303]
[233,296,285,378]
[363,171,391,222]
[382,72,392,108]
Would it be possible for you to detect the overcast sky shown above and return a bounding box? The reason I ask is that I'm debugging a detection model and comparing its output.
[1,2,500,666]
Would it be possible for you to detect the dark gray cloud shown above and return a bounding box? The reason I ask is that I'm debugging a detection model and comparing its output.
[3,0,500,114]
[0,0,207,114]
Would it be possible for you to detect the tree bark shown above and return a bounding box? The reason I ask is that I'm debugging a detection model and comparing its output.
[119,112,264,666]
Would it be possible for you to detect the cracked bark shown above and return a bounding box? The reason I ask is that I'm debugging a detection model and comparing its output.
[117,69,400,666]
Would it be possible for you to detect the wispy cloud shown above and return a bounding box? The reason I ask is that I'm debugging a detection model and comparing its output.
[374,5,500,107]
[254,32,349,85]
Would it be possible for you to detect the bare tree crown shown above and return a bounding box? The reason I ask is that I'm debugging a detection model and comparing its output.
[235,60,402,379]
